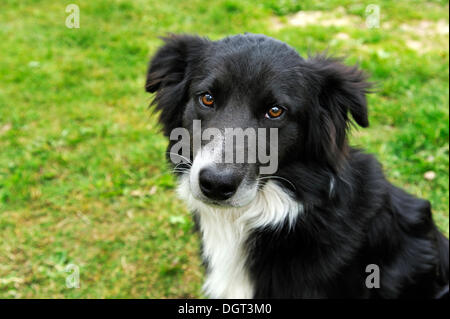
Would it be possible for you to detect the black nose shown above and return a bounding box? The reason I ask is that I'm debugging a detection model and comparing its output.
[199,167,242,201]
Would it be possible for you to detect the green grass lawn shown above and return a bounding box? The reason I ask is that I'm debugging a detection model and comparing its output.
[0,0,448,298]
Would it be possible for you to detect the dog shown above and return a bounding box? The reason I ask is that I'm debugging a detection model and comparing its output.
[145,33,449,298]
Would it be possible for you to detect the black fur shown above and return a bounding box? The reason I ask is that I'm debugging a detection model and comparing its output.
[146,33,449,298]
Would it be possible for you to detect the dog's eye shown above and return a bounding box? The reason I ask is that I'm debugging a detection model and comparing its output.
[199,93,214,108]
[265,106,284,119]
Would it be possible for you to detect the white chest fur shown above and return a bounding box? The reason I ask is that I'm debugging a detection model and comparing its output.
[198,209,254,298]
[177,176,303,298]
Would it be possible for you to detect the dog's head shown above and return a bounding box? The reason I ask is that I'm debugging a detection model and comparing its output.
[146,33,371,208]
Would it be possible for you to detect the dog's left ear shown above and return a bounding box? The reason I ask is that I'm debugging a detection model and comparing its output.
[303,55,372,170]
[306,55,372,128]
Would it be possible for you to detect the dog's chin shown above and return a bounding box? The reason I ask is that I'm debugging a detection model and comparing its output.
[194,197,239,209]
[194,193,257,209]
[190,187,258,209]
[192,194,227,207]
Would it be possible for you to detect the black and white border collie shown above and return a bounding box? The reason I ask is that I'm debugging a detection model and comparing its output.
[145,33,449,298]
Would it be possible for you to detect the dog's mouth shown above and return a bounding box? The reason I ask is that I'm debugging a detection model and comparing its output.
[176,168,259,209]
[192,173,259,208]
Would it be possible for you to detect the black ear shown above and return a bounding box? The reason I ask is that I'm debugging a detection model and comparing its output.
[145,34,209,136]
[307,55,371,128]
[303,55,372,171]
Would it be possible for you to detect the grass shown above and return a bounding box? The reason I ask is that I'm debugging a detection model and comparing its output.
[0,0,448,298]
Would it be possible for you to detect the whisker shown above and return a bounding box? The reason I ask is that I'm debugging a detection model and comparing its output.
[258,175,297,191]
[166,152,192,166]
[172,167,190,172]
[173,162,190,169]
[172,167,191,174]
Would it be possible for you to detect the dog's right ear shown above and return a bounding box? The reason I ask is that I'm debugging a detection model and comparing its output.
[146,34,209,135]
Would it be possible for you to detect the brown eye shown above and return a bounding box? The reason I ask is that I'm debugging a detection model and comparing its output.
[266,106,284,119]
[200,93,214,107]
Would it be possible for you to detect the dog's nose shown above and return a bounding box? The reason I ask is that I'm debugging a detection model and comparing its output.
[199,167,242,201]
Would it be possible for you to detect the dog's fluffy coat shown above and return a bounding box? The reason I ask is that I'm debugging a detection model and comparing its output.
[145,33,449,298]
